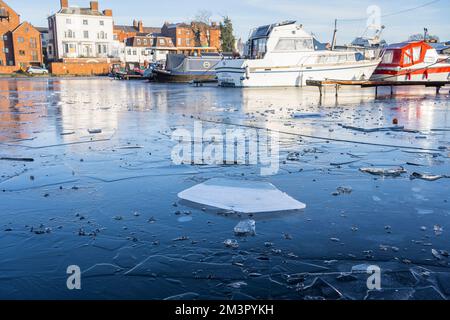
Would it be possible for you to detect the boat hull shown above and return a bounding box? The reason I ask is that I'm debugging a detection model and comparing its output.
[371,66,450,82]
[152,70,216,83]
[216,60,380,87]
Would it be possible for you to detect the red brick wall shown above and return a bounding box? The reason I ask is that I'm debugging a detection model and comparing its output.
[0,65,18,73]
[0,0,21,66]
[50,61,111,76]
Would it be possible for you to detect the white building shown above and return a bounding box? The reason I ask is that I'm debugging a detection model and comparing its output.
[122,35,175,66]
[47,0,118,60]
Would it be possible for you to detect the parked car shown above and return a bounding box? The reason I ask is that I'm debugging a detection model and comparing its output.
[26,66,49,75]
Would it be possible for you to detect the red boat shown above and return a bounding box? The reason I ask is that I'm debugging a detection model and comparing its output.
[371,41,450,82]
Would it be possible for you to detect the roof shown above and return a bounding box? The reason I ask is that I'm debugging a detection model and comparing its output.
[164,21,219,29]
[429,43,450,52]
[114,25,161,34]
[35,27,48,33]
[125,35,174,48]
[58,7,105,16]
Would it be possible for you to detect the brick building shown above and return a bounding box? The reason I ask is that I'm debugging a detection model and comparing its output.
[0,0,43,71]
[161,21,221,54]
[113,20,161,42]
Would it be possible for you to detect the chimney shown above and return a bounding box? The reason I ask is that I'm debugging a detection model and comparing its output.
[60,0,69,9]
[103,9,112,17]
[133,19,138,29]
[138,20,144,33]
[90,1,99,11]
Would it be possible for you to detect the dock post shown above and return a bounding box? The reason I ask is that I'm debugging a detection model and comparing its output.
[390,86,394,97]
[375,86,378,98]
[335,84,339,98]
[436,86,441,95]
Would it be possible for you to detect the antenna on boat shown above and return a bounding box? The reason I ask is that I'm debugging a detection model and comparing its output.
[331,19,338,50]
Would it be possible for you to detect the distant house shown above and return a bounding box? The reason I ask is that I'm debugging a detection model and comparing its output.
[161,21,221,54]
[0,0,43,71]
[123,35,175,66]
[47,0,118,61]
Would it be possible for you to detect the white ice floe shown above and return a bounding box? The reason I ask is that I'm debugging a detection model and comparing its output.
[178,178,306,213]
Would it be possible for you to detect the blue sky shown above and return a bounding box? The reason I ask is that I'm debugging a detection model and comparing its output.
[9,0,450,43]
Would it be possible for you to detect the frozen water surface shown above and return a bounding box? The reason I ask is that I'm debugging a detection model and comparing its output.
[0,78,450,300]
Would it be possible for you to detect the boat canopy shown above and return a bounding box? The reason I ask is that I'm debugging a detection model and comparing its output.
[380,41,434,68]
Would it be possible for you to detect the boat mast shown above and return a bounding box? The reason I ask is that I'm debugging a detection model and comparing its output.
[331,19,338,50]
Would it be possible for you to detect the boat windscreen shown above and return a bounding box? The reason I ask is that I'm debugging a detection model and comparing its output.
[253,25,272,38]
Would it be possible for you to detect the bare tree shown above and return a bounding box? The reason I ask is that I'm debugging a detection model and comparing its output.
[191,10,212,47]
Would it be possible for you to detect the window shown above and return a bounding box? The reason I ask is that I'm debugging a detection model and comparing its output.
[99,20,104,26]
[382,50,394,64]
[17,37,24,43]
[65,30,75,38]
[178,30,182,35]
[3,47,9,53]
[143,39,147,45]
[404,48,412,65]
[142,50,146,55]
[137,39,141,45]
[338,54,347,62]
[159,39,165,45]
[98,31,105,39]
[83,20,88,25]
[127,49,131,55]
[186,39,190,46]
[84,31,89,39]
[412,46,422,62]
[133,50,137,55]
[31,51,38,61]
[0,59,3,66]
[19,50,25,56]
[48,46,53,55]
[66,18,71,24]
[274,38,313,51]
[3,35,7,41]
[178,38,182,46]
[8,60,13,66]
[251,37,267,59]
[30,38,37,48]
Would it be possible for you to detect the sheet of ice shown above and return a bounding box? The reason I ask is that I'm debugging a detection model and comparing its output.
[178,178,306,213]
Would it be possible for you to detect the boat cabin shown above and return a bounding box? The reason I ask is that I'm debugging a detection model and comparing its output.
[244,21,315,59]
[379,41,440,68]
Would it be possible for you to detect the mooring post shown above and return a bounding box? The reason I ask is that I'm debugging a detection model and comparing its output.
[436,86,440,95]
[375,86,378,98]
[335,84,339,98]
[390,86,394,97]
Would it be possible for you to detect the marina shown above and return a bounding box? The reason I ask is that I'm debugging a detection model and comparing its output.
[1,0,450,305]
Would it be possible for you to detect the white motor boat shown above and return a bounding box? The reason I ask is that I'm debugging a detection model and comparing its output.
[216,21,381,87]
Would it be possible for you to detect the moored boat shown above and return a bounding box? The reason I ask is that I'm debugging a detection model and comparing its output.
[215,21,381,87]
[153,53,222,83]
[371,41,450,82]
